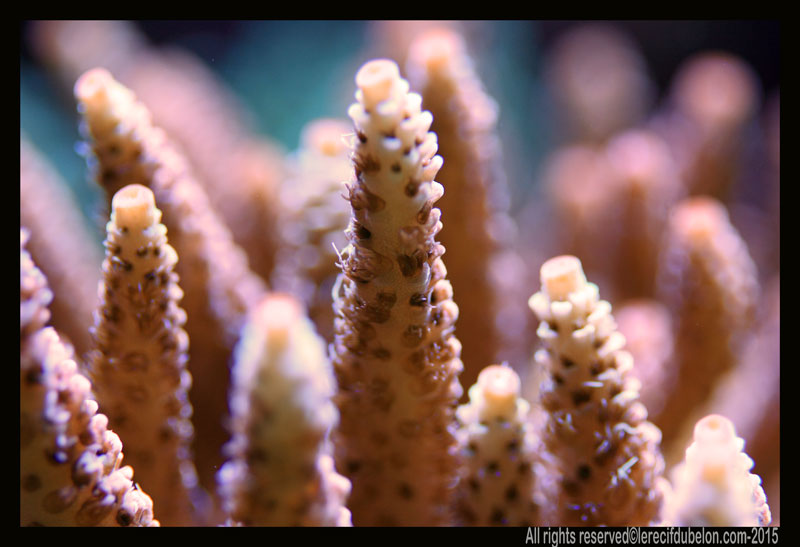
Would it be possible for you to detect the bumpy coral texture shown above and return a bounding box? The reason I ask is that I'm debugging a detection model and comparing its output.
[529,255,666,526]
[455,365,542,526]
[87,184,198,525]
[272,118,354,343]
[331,59,464,526]
[20,136,102,359]
[74,67,267,495]
[406,28,528,390]
[20,230,158,527]
[663,415,771,526]
[218,294,351,526]
[655,197,759,450]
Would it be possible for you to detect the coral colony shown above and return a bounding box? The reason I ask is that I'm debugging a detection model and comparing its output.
[20,21,778,526]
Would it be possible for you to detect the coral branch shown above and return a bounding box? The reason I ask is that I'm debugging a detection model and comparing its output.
[20,230,158,527]
[529,255,667,525]
[655,197,759,450]
[74,67,267,498]
[218,294,351,526]
[272,118,354,342]
[87,184,198,525]
[406,27,529,391]
[454,365,543,526]
[662,415,771,526]
[332,59,464,525]
[20,135,103,359]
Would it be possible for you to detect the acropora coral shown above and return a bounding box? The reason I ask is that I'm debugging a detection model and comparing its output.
[20,20,778,527]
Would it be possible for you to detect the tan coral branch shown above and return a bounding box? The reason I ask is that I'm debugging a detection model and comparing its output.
[331,59,464,526]
[20,229,158,527]
[218,294,351,526]
[529,255,667,526]
[87,184,199,525]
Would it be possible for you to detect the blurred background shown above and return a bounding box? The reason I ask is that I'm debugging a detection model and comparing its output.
[20,20,779,226]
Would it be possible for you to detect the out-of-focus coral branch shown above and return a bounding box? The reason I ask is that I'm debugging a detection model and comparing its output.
[614,300,674,419]
[657,53,759,201]
[454,365,544,525]
[405,27,530,391]
[20,135,103,360]
[529,255,667,525]
[218,294,351,526]
[544,24,653,144]
[87,185,199,525]
[272,118,354,342]
[74,67,267,502]
[654,197,759,451]
[30,20,287,286]
[331,59,463,525]
[20,229,158,527]
[662,415,770,526]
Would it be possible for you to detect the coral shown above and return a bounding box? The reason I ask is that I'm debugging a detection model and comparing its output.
[655,196,759,450]
[659,53,759,200]
[331,59,464,525]
[272,118,354,342]
[454,365,543,525]
[615,300,674,418]
[529,255,667,525]
[87,184,198,525]
[20,229,158,527]
[74,67,267,498]
[662,414,770,526]
[20,135,102,360]
[544,24,653,143]
[218,294,351,526]
[405,27,529,391]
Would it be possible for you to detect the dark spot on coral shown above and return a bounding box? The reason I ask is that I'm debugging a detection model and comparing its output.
[409,293,427,306]
[490,508,506,525]
[136,246,148,257]
[572,390,591,406]
[505,484,519,501]
[116,510,133,526]
[506,439,520,453]
[468,477,480,492]
[372,347,391,360]
[486,460,499,475]
[398,482,414,499]
[355,222,371,240]
[553,373,564,385]
[562,357,575,368]
[391,163,401,173]
[357,131,367,143]
[22,474,41,492]
[405,181,419,196]
[577,464,592,481]
[346,460,361,474]
[563,479,580,496]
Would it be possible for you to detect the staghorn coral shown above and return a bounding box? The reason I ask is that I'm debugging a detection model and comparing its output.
[74,67,267,499]
[20,229,158,527]
[272,118,354,342]
[87,184,198,525]
[529,255,667,526]
[331,59,464,526]
[662,414,770,526]
[20,135,103,360]
[405,27,529,393]
[20,21,779,527]
[655,196,759,452]
[454,365,543,526]
[218,294,351,526]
